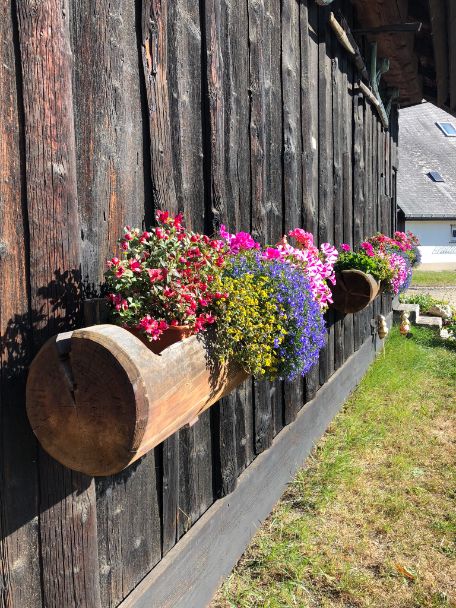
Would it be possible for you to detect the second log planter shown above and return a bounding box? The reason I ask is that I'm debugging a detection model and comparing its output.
[26,325,248,476]
[330,269,380,314]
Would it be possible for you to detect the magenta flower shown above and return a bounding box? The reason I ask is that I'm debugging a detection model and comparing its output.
[341,243,351,252]
[262,247,282,260]
[361,242,375,257]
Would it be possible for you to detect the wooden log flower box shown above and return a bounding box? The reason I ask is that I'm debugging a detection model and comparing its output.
[26,324,247,476]
[330,269,380,314]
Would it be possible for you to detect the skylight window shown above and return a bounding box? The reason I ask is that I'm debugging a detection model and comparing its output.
[428,171,445,182]
[436,122,456,137]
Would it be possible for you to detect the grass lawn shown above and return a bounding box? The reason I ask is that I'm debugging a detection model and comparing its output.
[412,270,456,287]
[212,327,456,608]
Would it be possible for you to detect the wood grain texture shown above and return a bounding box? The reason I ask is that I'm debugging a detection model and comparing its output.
[318,6,335,385]
[301,1,320,402]
[282,0,303,425]
[341,0,354,361]
[27,325,248,476]
[15,1,102,606]
[332,17,344,370]
[71,0,148,289]
[141,0,177,214]
[0,3,41,605]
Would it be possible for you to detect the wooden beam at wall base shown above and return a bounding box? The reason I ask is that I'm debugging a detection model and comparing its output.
[118,314,392,608]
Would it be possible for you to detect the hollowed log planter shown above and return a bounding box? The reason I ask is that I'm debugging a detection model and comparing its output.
[330,270,380,314]
[26,325,247,476]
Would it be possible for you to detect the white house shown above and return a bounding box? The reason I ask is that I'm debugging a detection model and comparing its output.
[397,102,456,265]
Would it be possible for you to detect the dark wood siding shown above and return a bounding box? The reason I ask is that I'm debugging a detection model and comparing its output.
[0,1,398,606]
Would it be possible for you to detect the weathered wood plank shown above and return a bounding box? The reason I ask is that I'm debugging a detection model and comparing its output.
[225,0,255,474]
[332,17,344,371]
[70,2,163,598]
[71,0,148,289]
[301,1,320,401]
[282,0,303,424]
[341,0,354,361]
[15,1,102,606]
[318,6,335,384]
[0,4,41,605]
[353,89,366,351]
[141,0,178,214]
[96,457,161,607]
[248,0,275,452]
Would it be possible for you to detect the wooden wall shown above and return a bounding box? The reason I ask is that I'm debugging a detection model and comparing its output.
[0,0,398,606]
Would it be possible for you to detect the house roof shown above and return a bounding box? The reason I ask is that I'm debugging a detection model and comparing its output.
[397,102,456,219]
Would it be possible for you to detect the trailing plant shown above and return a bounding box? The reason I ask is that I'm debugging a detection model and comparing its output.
[213,252,326,381]
[104,211,227,342]
[220,225,338,311]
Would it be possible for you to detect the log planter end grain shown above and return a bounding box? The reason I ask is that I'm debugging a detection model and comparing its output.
[330,269,380,314]
[26,325,248,476]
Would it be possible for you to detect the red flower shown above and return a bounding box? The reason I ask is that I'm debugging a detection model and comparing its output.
[116,266,126,278]
[129,259,142,273]
[156,210,169,224]
[147,268,167,283]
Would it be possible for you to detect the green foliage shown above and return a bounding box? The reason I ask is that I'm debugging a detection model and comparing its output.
[334,250,392,282]
[399,292,444,313]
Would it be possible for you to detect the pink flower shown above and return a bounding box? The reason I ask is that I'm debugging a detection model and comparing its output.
[163,287,175,298]
[147,268,167,283]
[107,256,120,268]
[129,259,142,273]
[341,243,351,252]
[139,231,150,244]
[219,225,260,253]
[288,228,314,249]
[115,266,126,278]
[361,242,375,257]
[262,247,282,260]
[138,315,169,340]
[121,241,129,251]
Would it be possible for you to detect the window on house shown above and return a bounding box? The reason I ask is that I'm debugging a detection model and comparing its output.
[428,170,445,182]
[436,122,456,137]
[451,225,456,241]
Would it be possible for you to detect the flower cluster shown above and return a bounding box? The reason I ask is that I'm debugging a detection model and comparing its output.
[105,211,227,341]
[367,230,421,268]
[335,245,393,283]
[387,251,412,295]
[105,213,415,381]
[219,226,338,311]
[335,231,418,295]
[213,252,326,380]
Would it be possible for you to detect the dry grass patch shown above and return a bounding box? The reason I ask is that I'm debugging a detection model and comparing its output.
[212,328,456,608]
